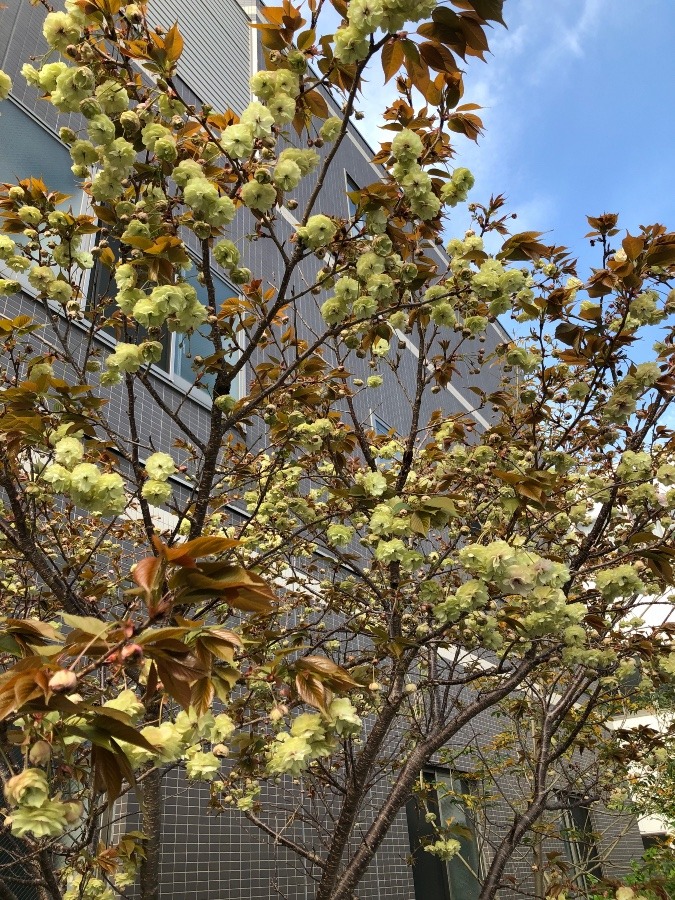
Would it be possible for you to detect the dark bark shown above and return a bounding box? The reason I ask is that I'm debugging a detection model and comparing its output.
[0,880,19,900]
[139,769,162,900]
[37,851,62,900]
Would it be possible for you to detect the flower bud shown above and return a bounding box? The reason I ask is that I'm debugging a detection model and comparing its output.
[79,97,102,119]
[48,670,78,693]
[29,741,52,766]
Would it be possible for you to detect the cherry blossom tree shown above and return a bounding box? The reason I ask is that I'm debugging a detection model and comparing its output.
[1,1,675,899]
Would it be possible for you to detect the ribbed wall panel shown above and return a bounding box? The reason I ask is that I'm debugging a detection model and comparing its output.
[149,0,252,112]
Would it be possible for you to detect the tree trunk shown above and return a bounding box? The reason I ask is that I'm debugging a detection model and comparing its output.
[139,769,162,900]
[0,881,19,900]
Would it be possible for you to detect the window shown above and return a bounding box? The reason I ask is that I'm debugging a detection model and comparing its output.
[87,243,241,400]
[372,413,393,437]
[406,771,482,900]
[345,173,362,235]
[560,798,602,889]
[0,100,80,203]
[172,270,240,396]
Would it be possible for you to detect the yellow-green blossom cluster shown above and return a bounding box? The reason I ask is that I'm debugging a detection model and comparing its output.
[3,768,81,839]
[42,437,126,517]
[119,708,235,778]
[249,68,299,125]
[333,0,437,65]
[141,451,176,506]
[390,128,440,221]
[267,700,361,776]
[111,276,208,337]
[450,541,586,641]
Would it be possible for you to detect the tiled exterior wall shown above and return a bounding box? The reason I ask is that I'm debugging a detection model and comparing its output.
[0,0,644,897]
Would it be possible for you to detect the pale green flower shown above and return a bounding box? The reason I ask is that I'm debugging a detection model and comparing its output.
[430,302,456,327]
[18,206,42,226]
[95,79,129,115]
[142,479,173,506]
[221,123,254,159]
[28,266,55,292]
[107,343,143,373]
[353,294,377,318]
[334,277,360,301]
[105,137,136,174]
[274,69,299,97]
[4,769,50,807]
[241,180,277,212]
[326,524,354,546]
[70,463,101,499]
[391,128,423,164]
[103,689,145,722]
[45,278,74,303]
[348,0,384,32]
[140,722,184,763]
[43,12,81,51]
[114,263,136,291]
[595,565,645,601]
[278,147,319,176]
[327,698,361,736]
[333,26,369,63]
[267,733,314,776]
[87,114,115,146]
[0,69,12,100]
[210,713,235,743]
[184,177,219,213]
[240,100,275,138]
[274,158,302,191]
[0,235,16,259]
[266,92,296,124]
[320,117,342,142]
[213,240,240,269]
[172,159,203,187]
[250,71,277,101]
[463,315,488,335]
[185,750,220,781]
[9,798,69,839]
[90,473,126,516]
[54,436,84,469]
[42,464,72,493]
[145,452,176,481]
[141,123,171,151]
[425,838,461,861]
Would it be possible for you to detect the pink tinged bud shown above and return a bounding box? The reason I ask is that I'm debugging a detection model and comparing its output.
[213,744,229,758]
[48,670,78,693]
[121,643,143,661]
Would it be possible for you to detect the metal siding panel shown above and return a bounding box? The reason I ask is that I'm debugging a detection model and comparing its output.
[149,0,252,113]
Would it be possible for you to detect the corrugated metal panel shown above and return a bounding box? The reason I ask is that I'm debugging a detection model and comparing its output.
[149,0,252,113]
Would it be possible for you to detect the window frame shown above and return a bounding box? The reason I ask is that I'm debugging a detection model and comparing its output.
[85,237,245,407]
[406,769,484,900]
[560,797,602,890]
[0,97,89,300]
[345,172,362,236]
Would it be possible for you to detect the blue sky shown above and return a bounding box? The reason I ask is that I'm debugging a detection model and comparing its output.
[352,0,675,271]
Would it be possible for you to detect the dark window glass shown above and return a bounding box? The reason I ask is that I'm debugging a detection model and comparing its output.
[406,771,482,900]
[87,242,239,398]
[0,100,78,200]
[173,270,240,397]
[561,799,602,888]
[346,174,362,235]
